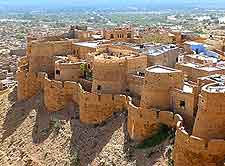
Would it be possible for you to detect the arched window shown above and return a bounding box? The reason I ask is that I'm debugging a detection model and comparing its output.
[56,70,60,75]
[97,85,102,91]
[110,34,114,39]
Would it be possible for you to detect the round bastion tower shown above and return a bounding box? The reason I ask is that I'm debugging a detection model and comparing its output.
[92,55,127,94]
[192,83,225,139]
[140,65,183,110]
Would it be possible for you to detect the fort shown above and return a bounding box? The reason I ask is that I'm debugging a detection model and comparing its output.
[16,27,225,166]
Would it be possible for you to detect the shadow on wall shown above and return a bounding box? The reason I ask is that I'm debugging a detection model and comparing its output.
[69,111,125,166]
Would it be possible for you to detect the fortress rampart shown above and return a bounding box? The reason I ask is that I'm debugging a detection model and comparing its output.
[140,66,184,110]
[127,96,225,166]
[92,56,128,94]
[17,70,127,124]
[16,70,41,101]
[127,97,183,141]
[16,35,225,165]
[174,127,225,166]
[192,83,225,139]
[16,69,225,166]
[79,91,127,124]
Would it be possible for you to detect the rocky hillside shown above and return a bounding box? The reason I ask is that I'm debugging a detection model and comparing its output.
[0,87,170,166]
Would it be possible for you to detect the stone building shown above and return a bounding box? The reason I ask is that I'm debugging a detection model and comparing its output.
[103,27,134,41]
[16,32,225,166]
[106,42,183,68]
[176,62,225,82]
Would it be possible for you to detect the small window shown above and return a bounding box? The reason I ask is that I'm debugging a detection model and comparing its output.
[110,34,114,39]
[176,57,179,63]
[56,70,60,75]
[97,85,101,91]
[127,33,131,38]
[180,100,185,109]
[138,72,145,77]
[87,64,91,69]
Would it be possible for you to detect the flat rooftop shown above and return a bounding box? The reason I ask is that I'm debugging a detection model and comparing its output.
[186,54,218,63]
[142,46,176,56]
[146,65,180,73]
[182,62,202,68]
[183,84,193,93]
[206,84,225,93]
[181,63,222,72]
[199,74,225,84]
[184,41,203,46]
[112,42,178,56]
[73,40,109,48]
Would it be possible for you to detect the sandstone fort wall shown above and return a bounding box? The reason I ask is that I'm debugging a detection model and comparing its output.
[92,57,127,94]
[174,127,225,166]
[171,85,198,128]
[127,98,183,141]
[127,74,144,96]
[17,70,127,124]
[29,40,73,75]
[17,70,225,165]
[16,71,41,101]
[193,83,225,139]
[79,91,127,124]
[140,67,183,110]
[128,96,225,166]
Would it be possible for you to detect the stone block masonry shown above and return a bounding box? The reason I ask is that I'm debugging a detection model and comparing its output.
[17,70,127,124]
[16,70,41,101]
[174,127,225,166]
[127,96,225,166]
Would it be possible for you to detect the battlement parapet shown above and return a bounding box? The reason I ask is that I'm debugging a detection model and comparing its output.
[16,70,225,166]
[17,71,127,123]
[16,70,41,101]
[174,127,225,166]
[79,89,127,124]
[127,97,183,141]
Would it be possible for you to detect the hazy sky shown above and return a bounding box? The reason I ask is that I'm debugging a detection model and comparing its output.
[0,0,225,8]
